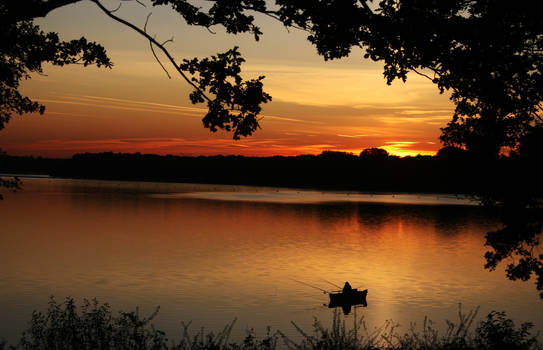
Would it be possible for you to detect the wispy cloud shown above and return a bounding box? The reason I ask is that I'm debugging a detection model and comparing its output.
[80,95,205,113]
[3,136,343,158]
[385,141,417,146]
[336,134,369,138]
[41,94,322,128]
[399,109,452,115]
[263,114,323,124]
[40,94,206,117]
[379,115,451,125]
[244,62,446,108]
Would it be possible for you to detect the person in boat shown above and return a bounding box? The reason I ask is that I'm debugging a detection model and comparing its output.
[342,281,353,294]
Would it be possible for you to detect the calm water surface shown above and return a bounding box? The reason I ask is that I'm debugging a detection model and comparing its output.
[1,178,541,344]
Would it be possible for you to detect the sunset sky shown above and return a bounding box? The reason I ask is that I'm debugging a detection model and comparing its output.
[1,0,456,158]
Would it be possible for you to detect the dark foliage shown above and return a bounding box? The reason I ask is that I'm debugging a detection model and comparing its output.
[151,0,268,41]
[1,297,279,350]
[17,297,167,350]
[0,149,497,195]
[1,0,272,140]
[1,298,540,350]
[0,19,111,130]
[483,198,543,299]
[359,148,390,161]
[3,1,542,148]
[1,1,111,200]
[475,311,539,350]
[238,0,543,159]
[180,47,271,139]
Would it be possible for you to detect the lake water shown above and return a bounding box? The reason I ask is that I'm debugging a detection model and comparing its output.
[1,177,541,345]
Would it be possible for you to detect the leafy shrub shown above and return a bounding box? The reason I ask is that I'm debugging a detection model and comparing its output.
[474,311,539,350]
[18,297,166,350]
[1,299,541,350]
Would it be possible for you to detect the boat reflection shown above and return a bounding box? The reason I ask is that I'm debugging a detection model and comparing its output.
[328,288,368,315]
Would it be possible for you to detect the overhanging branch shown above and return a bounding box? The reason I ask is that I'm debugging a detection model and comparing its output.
[91,0,212,103]
[3,0,82,24]
[412,68,434,81]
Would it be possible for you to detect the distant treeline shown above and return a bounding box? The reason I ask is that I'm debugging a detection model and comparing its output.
[1,147,540,195]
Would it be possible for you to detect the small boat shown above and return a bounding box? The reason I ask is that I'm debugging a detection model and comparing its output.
[328,289,368,314]
[290,278,367,315]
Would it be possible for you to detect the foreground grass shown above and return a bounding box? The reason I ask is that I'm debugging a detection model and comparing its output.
[1,298,540,350]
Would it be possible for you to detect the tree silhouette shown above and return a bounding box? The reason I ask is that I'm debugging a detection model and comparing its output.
[1,0,275,196]
[276,1,543,157]
[277,0,543,297]
[482,125,543,298]
[359,148,389,160]
[3,1,541,146]
[1,0,272,139]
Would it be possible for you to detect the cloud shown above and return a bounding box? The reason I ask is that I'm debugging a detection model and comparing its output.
[378,115,452,126]
[385,141,417,146]
[40,95,206,117]
[2,136,340,158]
[399,109,452,115]
[336,134,369,138]
[263,115,323,124]
[41,94,324,129]
[245,62,445,108]
[81,95,206,113]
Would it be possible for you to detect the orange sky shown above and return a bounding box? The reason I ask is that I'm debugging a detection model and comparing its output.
[0,0,455,158]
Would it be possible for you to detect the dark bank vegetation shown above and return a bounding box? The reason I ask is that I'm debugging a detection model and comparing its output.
[2,146,542,196]
[1,297,540,350]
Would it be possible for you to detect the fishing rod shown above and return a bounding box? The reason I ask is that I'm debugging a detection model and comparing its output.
[321,279,342,290]
[290,278,329,294]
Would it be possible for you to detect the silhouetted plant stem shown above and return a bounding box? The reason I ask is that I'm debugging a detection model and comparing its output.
[2,298,540,350]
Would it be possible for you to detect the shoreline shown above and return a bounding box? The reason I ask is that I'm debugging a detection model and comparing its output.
[6,175,480,206]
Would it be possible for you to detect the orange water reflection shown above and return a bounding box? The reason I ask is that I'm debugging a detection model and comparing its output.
[0,178,540,343]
